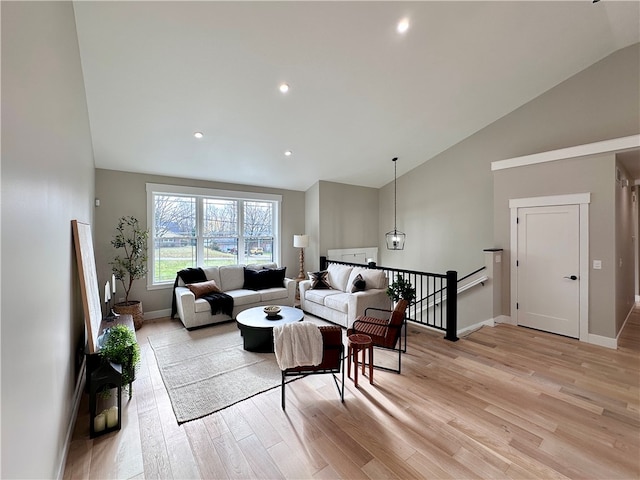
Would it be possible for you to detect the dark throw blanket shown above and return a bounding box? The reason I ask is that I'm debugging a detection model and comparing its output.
[200,292,234,317]
[171,268,207,318]
[171,267,234,319]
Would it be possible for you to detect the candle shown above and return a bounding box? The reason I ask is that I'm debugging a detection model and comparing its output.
[94,412,106,432]
[112,274,116,294]
[106,406,118,428]
[104,282,109,304]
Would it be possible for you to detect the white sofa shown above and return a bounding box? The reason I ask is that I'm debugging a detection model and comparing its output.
[299,263,392,328]
[175,263,296,329]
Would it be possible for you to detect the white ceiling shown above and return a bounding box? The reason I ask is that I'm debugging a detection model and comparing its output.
[72,1,640,191]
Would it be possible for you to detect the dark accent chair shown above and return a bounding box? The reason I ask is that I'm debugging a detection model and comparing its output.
[346,303,406,374]
[280,325,345,410]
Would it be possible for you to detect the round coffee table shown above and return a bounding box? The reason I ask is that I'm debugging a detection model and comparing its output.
[236,306,304,352]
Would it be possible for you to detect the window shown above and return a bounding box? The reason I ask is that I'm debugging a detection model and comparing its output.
[147,184,281,286]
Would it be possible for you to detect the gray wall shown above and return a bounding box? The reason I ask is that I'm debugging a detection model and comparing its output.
[304,182,321,272]
[1,2,95,478]
[95,169,305,314]
[303,180,379,273]
[318,181,379,260]
[377,43,639,335]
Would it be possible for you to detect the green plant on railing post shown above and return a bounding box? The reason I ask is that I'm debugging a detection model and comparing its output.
[386,274,416,304]
[110,216,149,305]
[99,324,141,398]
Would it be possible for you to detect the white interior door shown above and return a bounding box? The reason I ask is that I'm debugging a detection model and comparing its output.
[516,205,580,338]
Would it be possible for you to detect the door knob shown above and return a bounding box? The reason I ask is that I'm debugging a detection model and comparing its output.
[563,275,578,280]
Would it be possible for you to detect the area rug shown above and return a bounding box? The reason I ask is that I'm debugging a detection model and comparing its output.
[148,321,284,424]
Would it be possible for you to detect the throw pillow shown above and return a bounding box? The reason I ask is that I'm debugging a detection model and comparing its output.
[309,270,332,289]
[243,268,266,290]
[243,267,287,290]
[265,267,286,288]
[351,273,366,293]
[187,279,221,298]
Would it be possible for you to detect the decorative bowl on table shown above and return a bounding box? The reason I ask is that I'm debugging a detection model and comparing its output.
[263,305,281,318]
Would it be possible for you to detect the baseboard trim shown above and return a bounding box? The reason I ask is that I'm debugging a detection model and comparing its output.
[587,333,617,350]
[458,318,495,336]
[144,308,171,320]
[493,315,513,325]
[409,318,496,338]
[57,359,86,480]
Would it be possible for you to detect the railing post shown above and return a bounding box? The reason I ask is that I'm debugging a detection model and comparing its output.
[445,270,459,341]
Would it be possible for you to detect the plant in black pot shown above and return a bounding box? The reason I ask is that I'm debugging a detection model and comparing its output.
[111,216,149,330]
[99,324,141,398]
[386,274,416,316]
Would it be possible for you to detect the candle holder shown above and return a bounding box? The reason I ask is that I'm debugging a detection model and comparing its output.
[88,356,122,438]
[106,301,119,322]
[105,298,120,322]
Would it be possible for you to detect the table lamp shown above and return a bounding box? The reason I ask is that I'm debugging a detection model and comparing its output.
[293,234,309,280]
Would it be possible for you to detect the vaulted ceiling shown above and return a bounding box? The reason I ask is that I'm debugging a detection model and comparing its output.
[73,1,640,191]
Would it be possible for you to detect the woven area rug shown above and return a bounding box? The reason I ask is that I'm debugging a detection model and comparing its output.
[149,321,283,424]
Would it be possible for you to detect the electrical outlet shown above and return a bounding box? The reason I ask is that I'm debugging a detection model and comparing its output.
[593,260,602,270]
[119,297,124,303]
[495,255,501,263]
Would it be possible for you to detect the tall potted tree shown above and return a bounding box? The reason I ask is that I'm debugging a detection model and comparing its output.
[111,216,149,330]
[386,274,416,317]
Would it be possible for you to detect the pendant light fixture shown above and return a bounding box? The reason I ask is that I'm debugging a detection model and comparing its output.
[385,157,406,250]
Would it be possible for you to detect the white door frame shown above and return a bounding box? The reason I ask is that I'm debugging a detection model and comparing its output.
[510,193,590,342]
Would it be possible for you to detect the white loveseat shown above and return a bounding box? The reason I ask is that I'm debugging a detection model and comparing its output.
[299,263,392,328]
[174,263,296,329]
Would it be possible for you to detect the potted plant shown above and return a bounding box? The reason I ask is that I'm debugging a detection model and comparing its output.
[99,324,141,398]
[111,216,149,330]
[386,274,416,315]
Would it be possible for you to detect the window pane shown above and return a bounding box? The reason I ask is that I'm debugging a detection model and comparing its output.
[154,237,196,282]
[153,194,196,282]
[204,237,238,267]
[245,237,273,265]
[244,201,273,237]
[149,187,280,286]
[204,199,237,236]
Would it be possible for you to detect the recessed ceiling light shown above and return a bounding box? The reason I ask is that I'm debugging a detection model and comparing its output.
[194,132,203,139]
[284,150,292,156]
[279,83,290,93]
[397,18,410,34]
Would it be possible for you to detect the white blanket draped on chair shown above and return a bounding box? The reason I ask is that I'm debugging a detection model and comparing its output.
[273,322,323,370]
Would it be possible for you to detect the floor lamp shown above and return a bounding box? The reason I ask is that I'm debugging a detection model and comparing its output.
[293,234,309,280]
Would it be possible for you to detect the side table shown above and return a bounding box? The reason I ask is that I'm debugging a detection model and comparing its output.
[347,333,373,387]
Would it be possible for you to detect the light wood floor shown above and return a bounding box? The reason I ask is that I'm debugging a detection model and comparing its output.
[64,310,640,479]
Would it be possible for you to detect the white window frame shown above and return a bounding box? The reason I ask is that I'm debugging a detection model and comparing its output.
[146,183,282,289]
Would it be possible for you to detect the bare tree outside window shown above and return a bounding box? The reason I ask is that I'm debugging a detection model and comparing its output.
[244,202,274,260]
[153,195,196,282]
[150,192,277,283]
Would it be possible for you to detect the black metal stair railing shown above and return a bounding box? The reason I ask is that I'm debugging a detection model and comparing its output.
[321,257,459,342]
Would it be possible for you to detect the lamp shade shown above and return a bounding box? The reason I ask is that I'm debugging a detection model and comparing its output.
[293,234,309,248]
